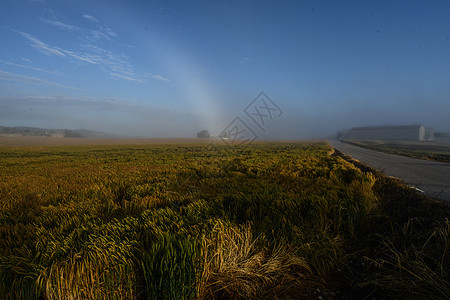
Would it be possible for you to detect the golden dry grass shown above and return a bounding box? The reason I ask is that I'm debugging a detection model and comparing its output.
[0,141,447,299]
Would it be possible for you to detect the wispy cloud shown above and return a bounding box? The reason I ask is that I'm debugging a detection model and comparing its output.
[146,73,171,82]
[18,11,162,84]
[0,59,62,75]
[110,73,144,83]
[61,49,97,64]
[80,44,143,82]
[82,14,99,23]
[39,17,80,31]
[87,28,115,42]
[19,31,143,82]
[0,69,77,89]
[82,14,117,41]
[39,14,116,42]
[20,32,66,57]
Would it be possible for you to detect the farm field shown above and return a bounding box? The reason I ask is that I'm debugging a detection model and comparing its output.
[0,141,448,299]
[0,136,214,147]
[343,140,450,163]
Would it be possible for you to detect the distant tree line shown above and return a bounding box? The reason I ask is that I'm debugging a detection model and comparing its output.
[0,126,84,138]
[197,129,210,138]
[1,126,53,136]
[434,132,449,138]
[63,129,83,138]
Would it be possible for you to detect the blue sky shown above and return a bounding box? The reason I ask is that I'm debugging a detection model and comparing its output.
[1,0,449,138]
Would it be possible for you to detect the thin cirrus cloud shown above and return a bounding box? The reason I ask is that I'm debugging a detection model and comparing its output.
[81,14,117,41]
[20,32,66,57]
[19,31,145,82]
[82,14,99,23]
[39,18,80,31]
[40,14,115,42]
[0,69,77,90]
[145,73,171,82]
[20,14,170,84]
[0,59,62,75]
[110,73,144,83]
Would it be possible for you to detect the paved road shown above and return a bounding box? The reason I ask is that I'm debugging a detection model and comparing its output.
[329,140,450,201]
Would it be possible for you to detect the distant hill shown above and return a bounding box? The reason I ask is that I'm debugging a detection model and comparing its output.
[0,126,124,138]
[70,129,124,138]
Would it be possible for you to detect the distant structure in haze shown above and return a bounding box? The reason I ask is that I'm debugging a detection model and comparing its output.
[196,129,211,138]
[340,125,435,141]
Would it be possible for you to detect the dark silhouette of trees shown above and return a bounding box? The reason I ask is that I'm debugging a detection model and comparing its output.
[434,132,448,138]
[197,130,210,138]
[63,129,83,138]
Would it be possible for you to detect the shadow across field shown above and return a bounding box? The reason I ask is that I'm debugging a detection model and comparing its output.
[332,148,449,299]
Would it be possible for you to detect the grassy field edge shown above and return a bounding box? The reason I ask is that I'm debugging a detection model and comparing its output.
[331,147,449,299]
